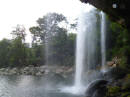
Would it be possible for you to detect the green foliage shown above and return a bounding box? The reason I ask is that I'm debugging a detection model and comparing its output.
[106,86,121,97]
[107,20,130,69]
[30,13,68,43]
[119,56,127,69]
[0,13,76,67]
[0,39,11,67]
[109,86,120,93]
[65,33,76,65]
[105,74,130,97]
[122,74,130,90]
[9,38,27,67]
[29,27,42,43]
[45,31,76,66]
[11,24,26,41]
[29,13,76,66]
[121,92,130,97]
[31,43,45,66]
[0,38,46,67]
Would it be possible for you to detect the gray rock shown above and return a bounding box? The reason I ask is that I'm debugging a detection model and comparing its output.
[86,79,108,97]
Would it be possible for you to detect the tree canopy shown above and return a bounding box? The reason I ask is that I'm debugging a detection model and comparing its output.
[0,13,76,67]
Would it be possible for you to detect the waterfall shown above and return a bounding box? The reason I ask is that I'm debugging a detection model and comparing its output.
[101,12,106,71]
[75,10,98,88]
[61,8,102,95]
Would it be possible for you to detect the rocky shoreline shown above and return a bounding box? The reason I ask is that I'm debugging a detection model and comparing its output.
[0,57,120,76]
[0,65,74,76]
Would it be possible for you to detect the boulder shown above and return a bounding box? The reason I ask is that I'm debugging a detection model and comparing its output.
[9,68,17,75]
[86,79,108,97]
[107,61,114,67]
[36,72,42,76]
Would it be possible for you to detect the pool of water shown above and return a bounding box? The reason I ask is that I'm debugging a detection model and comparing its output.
[0,75,84,97]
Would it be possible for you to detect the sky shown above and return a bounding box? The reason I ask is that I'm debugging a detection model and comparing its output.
[0,0,92,43]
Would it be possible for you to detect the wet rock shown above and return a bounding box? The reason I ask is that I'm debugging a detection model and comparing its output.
[9,68,17,75]
[107,61,114,67]
[36,72,42,76]
[103,67,127,80]
[0,66,73,76]
[86,79,108,97]
[80,0,130,29]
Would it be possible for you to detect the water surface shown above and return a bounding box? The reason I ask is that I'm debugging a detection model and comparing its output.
[0,75,84,97]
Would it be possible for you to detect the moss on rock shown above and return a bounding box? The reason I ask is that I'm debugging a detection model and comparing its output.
[106,86,121,97]
[121,92,130,97]
[122,74,130,90]
[105,74,130,97]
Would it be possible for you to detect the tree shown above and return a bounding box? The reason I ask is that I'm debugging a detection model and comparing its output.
[11,24,26,42]
[64,33,76,65]
[0,39,11,67]
[29,13,77,66]
[9,25,28,67]
[9,38,26,67]
[31,43,45,66]
[107,21,130,69]
[29,13,67,43]
[48,28,68,65]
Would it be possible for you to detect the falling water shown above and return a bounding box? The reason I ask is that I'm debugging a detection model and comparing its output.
[74,10,98,91]
[61,8,101,95]
[101,12,106,70]
[44,14,56,66]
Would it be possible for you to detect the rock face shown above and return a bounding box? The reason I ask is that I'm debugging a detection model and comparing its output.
[85,79,108,97]
[80,0,130,30]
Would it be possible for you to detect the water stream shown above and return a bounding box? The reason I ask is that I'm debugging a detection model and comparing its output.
[101,12,107,72]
